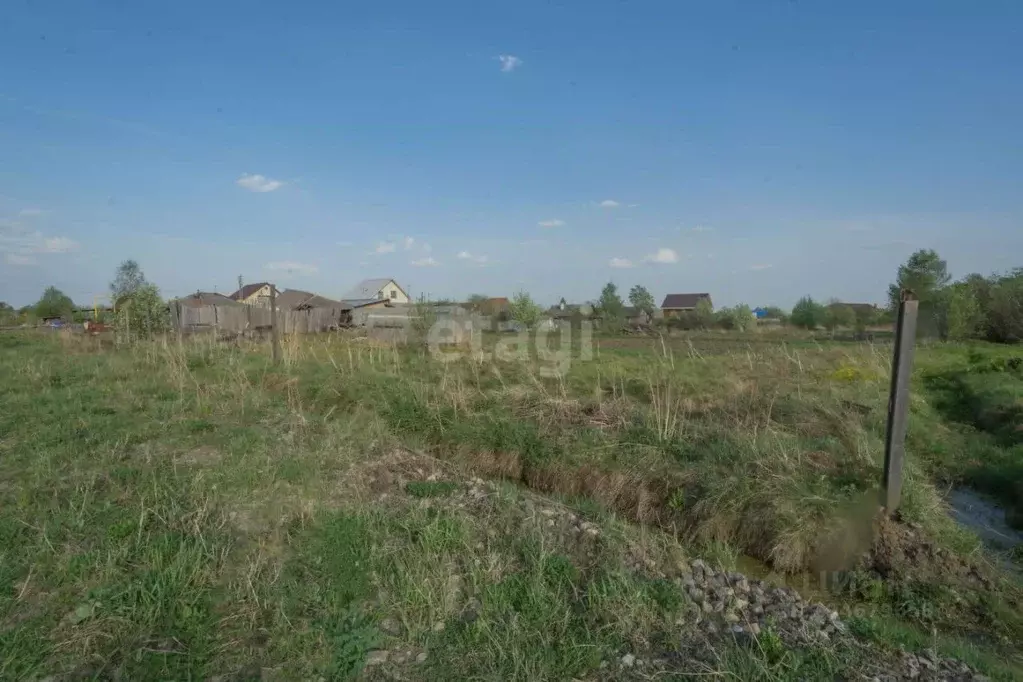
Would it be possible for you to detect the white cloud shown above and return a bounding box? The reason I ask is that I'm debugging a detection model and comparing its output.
[264,261,319,275]
[644,247,678,264]
[422,243,432,253]
[236,173,284,193]
[402,236,415,250]
[608,257,634,268]
[39,236,78,253]
[598,199,621,208]
[336,240,353,247]
[18,208,47,217]
[538,219,565,228]
[497,54,523,72]
[4,253,35,266]
[750,264,773,271]
[457,250,488,264]
[0,222,79,257]
[411,256,439,267]
[690,225,714,232]
[374,241,396,254]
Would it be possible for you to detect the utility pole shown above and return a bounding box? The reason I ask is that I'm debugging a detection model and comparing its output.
[270,285,281,365]
[882,290,919,514]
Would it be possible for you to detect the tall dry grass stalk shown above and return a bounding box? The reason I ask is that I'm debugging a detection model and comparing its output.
[648,373,686,442]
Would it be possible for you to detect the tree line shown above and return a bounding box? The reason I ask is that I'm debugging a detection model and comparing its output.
[4,249,1020,344]
[0,261,168,337]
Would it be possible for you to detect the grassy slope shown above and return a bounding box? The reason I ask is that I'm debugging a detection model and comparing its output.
[0,331,1020,679]
[914,342,1023,527]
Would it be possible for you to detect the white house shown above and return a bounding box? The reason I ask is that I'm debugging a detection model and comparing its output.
[341,278,410,305]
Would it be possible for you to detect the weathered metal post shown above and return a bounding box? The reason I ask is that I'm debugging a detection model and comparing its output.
[882,289,919,514]
[270,285,281,365]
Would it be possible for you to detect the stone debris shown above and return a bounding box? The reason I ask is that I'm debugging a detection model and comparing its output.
[390,471,989,681]
[365,650,389,666]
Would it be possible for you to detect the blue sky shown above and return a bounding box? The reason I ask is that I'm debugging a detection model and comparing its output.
[2,0,1021,309]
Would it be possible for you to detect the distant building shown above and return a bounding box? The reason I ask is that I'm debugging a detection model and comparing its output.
[341,278,410,306]
[660,293,712,318]
[229,282,280,306]
[177,292,240,308]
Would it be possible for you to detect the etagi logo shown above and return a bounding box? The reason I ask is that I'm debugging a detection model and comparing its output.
[427,319,593,376]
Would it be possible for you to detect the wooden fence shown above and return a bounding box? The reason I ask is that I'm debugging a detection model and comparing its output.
[169,303,349,334]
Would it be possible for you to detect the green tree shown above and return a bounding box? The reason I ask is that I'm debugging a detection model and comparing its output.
[0,302,13,325]
[853,306,878,332]
[627,285,656,315]
[116,283,167,337]
[716,304,753,331]
[986,269,1023,343]
[824,301,856,331]
[887,249,951,309]
[597,282,624,321]
[945,283,983,341]
[888,249,951,337]
[761,306,788,322]
[790,296,824,330]
[508,290,543,328]
[693,298,715,329]
[110,259,148,305]
[34,286,74,320]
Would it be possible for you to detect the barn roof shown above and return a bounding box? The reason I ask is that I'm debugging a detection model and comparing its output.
[661,293,712,309]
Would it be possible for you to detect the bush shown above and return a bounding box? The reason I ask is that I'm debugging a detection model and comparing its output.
[34,286,75,320]
[716,304,753,331]
[790,296,824,330]
[508,291,544,329]
[116,284,168,338]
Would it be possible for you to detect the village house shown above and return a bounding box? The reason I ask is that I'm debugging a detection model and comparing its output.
[229,282,280,306]
[660,293,712,318]
[341,278,410,306]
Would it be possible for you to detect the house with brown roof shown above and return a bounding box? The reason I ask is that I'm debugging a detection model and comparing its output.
[660,293,712,318]
[229,282,280,306]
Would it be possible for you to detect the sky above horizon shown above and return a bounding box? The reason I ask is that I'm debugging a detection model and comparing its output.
[2,0,1021,309]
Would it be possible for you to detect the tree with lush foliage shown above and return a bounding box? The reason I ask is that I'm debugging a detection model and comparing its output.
[628,285,656,316]
[824,301,856,331]
[716,304,753,331]
[693,298,715,329]
[853,306,878,333]
[116,283,167,337]
[945,283,984,341]
[110,259,148,305]
[986,269,1023,343]
[34,286,74,320]
[888,249,951,336]
[760,306,788,323]
[597,282,624,321]
[790,296,824,330]
[109,261,168,337]
[508,290,544,328]
[0,302,13,325]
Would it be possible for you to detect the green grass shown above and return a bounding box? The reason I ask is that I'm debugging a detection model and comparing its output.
[0,330,1021,678]
[915,343,1023,526]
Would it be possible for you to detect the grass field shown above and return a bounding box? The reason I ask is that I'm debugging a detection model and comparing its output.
[1,329,1021,680]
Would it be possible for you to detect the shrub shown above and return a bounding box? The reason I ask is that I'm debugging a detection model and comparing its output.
[790,296,824,330]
